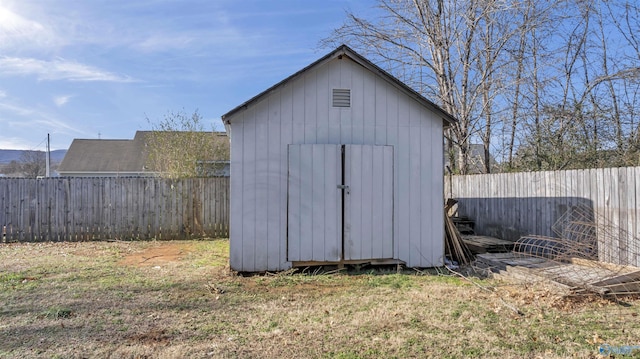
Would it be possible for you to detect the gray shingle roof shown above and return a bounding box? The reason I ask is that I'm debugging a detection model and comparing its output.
[57,131,228,175]
[57,136,147,173]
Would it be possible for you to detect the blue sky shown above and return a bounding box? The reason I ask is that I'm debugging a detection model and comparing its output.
[0,0,376,150]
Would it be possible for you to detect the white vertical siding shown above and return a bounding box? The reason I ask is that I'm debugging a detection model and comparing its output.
[229,117,243,269]
[267,92,282,270]
[279,83,294,269]
[304,69,318,143]
[408,103,422,266]
[316,65,330,144]
[229,55,445,271]
[350,64,364,145]
[381,146,395,259]
[374,77,387,145]
[396,95,411,264]
[423,114,445,265]
[255,100,269,270]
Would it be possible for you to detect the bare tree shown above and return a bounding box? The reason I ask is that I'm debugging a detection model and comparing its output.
[516,0,640,170]
[325,0,535,173]
[503,0,557,170]
[145,109,229,179]
[327,0,640,172]
[19,151,46,178]
[3,160,20,175]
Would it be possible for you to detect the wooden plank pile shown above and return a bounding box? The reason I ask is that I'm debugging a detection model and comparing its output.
[444,199,474,265]
[466,202,640,295]
[462,235,515,254]
[446,198,513,255]
[477,252,640,295]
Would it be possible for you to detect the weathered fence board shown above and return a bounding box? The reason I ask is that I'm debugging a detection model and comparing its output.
[0,177,229,242]
[446,167,640,266]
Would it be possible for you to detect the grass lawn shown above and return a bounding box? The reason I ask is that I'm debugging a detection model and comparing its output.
[1,239,639,358]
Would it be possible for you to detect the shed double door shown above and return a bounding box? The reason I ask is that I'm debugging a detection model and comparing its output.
[287,144,393,262]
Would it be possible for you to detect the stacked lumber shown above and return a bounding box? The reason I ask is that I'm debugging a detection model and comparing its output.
[462,235,515,254]
[477,252,640,295]
[444,202,474,265]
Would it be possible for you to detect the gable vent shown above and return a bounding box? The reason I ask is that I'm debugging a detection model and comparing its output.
[332,88,351,107]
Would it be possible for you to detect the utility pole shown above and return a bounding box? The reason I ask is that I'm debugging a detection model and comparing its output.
[45,133,50,177]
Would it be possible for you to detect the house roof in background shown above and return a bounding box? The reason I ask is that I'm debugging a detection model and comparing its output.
[57,133,148,174]
[57,131,228,175]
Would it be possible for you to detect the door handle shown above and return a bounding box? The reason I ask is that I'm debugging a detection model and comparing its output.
[337,184,350,194]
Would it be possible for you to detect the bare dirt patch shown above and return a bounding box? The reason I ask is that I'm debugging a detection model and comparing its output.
[118,242,192,267]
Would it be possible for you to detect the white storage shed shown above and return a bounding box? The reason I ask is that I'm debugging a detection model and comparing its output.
[222,45,456,272]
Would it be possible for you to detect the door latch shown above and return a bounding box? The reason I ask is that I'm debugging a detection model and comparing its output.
[337,184,350,194]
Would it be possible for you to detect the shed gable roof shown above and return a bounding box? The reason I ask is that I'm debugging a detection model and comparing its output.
[221,44,456,126]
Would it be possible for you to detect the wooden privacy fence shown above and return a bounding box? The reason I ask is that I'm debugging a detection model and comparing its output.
[0,177,229,242]
[445,167,640,266]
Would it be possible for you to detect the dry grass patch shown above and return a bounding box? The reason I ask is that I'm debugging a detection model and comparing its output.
[1,240,639,358]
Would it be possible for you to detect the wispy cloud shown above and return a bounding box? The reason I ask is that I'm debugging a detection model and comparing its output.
[0,4,57,50]
[0,96,52,149]
[0,57,135,82]
[0,101,34,117]
[0,137,37,150]
[0,5,43,35]
[53,95,72,107]
[0,0,353,150]
[0,100,88,138]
